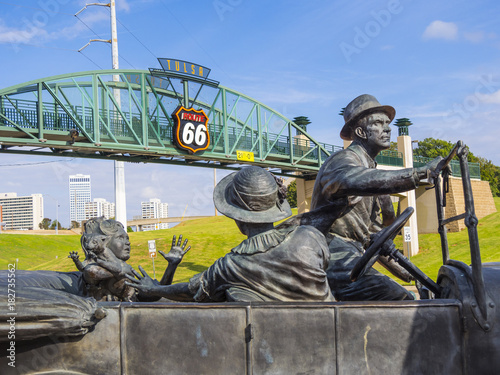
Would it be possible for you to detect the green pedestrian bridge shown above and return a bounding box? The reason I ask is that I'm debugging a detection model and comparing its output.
[0,69,480,179]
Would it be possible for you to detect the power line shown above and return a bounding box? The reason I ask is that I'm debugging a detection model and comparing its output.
[115,18,157,60]
[75,14,136,69]
[158,0,234,84]
[3,0,143,69]
[93,0,156,62]
[75,14,106,40]
[0,159,76,167]
[79,50,104,69]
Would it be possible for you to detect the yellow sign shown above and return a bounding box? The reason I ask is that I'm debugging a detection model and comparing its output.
[236,150,254,162]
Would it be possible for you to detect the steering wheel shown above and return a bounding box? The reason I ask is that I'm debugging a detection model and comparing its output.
[350,207,414,282]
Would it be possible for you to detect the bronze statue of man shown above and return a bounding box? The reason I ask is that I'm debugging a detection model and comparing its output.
[126,166,334,303]
[311,94,442,301]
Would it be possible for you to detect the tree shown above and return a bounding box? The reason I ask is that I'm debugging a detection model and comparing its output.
[39,218,52,230]
[413,138,456,159]
[388,141,398,152]
[414,137,500,197]
[71,220,80,229]
[293,116,311,134]
[50,220,62,230]
[287,180,297,208]
[475,157,500,197]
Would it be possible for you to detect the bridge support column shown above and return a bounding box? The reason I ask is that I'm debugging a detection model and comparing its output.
[114,161,127,228]
[296,178,315,214]
[397,135,419,257]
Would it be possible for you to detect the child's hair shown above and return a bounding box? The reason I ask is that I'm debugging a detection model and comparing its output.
[81,217,125,260]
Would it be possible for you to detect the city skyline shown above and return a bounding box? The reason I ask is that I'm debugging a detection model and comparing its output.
[69,174,91,224]
[0,1,499,223]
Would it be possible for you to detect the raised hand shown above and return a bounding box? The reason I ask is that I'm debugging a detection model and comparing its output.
[125,266,159,296]
[68,251,80,261]
[159,234,191,266]
[158,235,191,285]
[68,251,85,271]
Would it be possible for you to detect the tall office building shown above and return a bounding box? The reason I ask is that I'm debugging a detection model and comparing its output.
[141,198,169,231]
[0,193,43,230]
[69,174,91,224]
[85,198,115,220]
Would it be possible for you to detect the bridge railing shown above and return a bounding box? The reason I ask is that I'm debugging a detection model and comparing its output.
[376,150,404,167]
[0,70,482,179]
[0,97,338,165]
[0,98,481,177]
[413,155,481,179]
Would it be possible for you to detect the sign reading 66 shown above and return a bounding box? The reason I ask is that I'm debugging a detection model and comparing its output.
[172,106,210,154]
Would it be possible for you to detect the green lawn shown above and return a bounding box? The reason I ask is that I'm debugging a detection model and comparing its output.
[376,197,500,283]
[2,200,500,285]
[0,215,247,283]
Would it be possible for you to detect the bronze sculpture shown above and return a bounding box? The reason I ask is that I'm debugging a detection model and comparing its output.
[310,94,443,301]
[125,166,334,302]
[0,217,190,341]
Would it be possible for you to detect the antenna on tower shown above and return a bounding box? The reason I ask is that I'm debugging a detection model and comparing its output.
[74,1,127,228]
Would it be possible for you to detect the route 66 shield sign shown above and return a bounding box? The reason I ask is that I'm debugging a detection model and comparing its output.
[172,106,210,154]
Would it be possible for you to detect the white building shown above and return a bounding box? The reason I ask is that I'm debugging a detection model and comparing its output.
[85,198,115,220]
[141,198,169,231]
[0,193,44,230]
[69,174,91,224]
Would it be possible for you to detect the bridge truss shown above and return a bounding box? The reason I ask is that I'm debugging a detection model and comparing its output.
[0,69,343,178]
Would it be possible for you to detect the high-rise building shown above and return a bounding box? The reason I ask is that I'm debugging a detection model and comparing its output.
[141,198,169,231]
[85,198,115,220]
[0,193,43,230]
[69,174,91,224]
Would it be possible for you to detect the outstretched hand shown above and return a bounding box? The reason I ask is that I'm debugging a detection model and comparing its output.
[124,266,159,296]
[159,234,191,266]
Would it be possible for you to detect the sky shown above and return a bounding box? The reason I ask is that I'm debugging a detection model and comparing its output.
[0,0,499,226]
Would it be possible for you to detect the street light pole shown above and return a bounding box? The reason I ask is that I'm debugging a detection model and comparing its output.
[75,0,127,229]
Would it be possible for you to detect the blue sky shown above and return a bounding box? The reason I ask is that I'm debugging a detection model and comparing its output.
[0,0,499,226]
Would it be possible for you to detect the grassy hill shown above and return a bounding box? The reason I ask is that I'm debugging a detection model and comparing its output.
[1,199,500,285]
[377,197,500,283]
[0,214,247,283]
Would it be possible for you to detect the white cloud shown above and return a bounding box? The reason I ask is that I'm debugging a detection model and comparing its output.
[117,0,131,12]
[380,45,394,51]
[62,11,111,40]
[0,21,48,44]
[140,186,161,200]
[423,20,458,41]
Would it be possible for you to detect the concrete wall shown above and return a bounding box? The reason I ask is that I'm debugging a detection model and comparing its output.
[444,177,497,232]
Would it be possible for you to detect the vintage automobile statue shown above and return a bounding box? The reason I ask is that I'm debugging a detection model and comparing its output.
[1,141,499,375]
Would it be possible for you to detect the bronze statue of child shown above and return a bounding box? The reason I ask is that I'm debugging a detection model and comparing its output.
[69,217,189,302]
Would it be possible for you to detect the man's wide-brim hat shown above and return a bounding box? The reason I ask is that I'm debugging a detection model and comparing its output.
[340,94,396,141]
[213,166,292,223]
